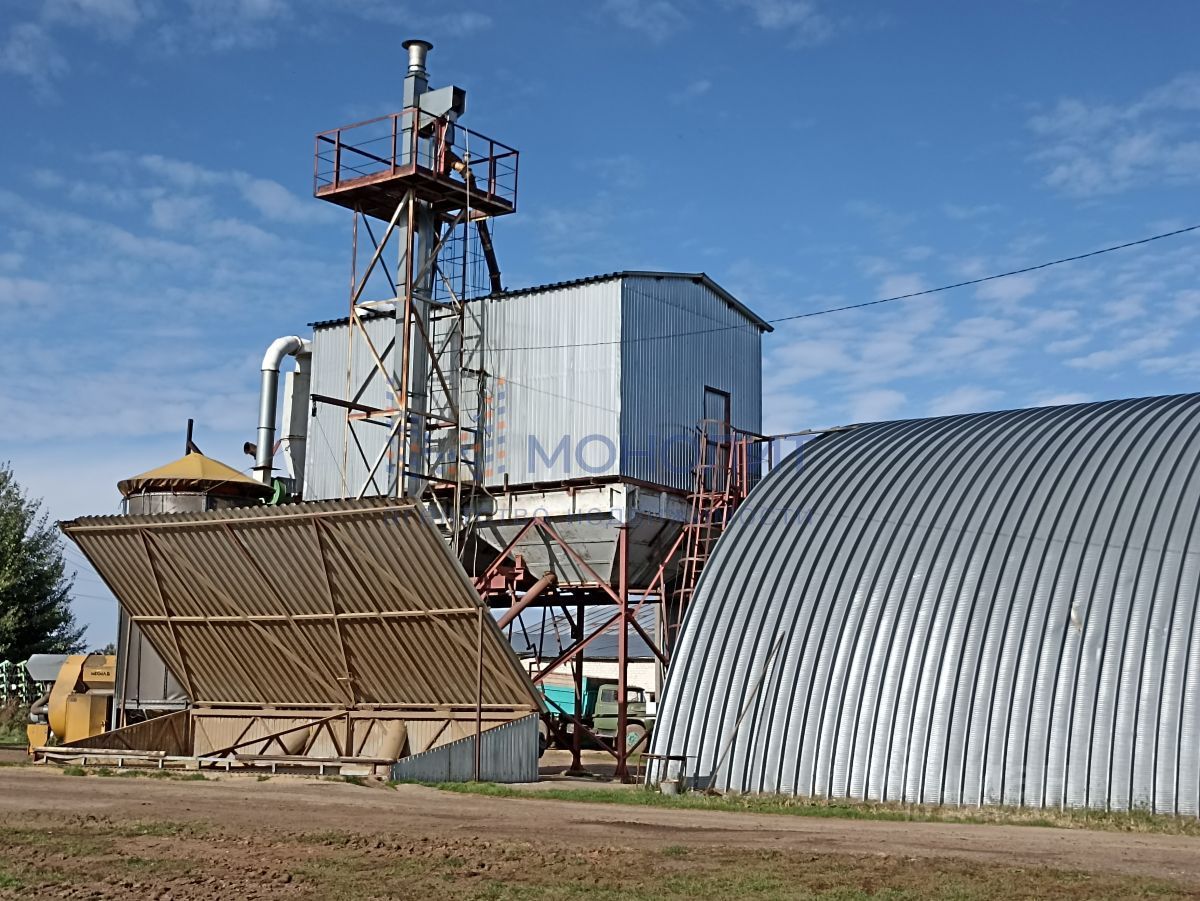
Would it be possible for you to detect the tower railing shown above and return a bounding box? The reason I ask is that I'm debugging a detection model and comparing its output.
[313,109,518,218]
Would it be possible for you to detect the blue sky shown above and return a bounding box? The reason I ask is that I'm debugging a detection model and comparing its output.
[1,0,1198,644]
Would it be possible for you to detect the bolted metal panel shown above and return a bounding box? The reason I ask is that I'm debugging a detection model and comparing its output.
[391,713,540,782]
[649,393,1200,816]
[620,275,763,492]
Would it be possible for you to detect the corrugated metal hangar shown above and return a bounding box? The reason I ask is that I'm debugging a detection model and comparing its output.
[650,393,1200,815]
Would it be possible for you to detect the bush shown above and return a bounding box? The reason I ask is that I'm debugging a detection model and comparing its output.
[0,699,29,745]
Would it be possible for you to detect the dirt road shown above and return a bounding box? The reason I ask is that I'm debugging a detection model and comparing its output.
[0,766,1197,899]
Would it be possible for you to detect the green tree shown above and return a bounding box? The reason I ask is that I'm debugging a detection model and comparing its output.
[0,463,85,659]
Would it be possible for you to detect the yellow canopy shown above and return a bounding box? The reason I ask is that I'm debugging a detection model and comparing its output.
[117,452,271,498]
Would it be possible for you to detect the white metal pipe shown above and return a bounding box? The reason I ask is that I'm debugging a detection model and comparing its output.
[255,336,311,485]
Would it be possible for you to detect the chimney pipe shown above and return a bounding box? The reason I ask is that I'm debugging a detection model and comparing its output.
[402,39,433,77]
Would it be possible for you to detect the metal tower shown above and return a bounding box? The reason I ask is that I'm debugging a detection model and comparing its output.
[311,39,518,550]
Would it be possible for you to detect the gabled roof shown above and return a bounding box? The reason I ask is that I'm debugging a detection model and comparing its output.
[311,271,772,332]
[485,271,773,332]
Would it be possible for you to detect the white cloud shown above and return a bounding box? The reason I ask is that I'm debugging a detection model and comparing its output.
[239,176,329,223]
[0,22,68,92]
[1068,330,1177,370]
[975,273,1038,306]
[671,79,712,103]
[1045,335,1089,355]
[1102,295,1145,323]
[879,273,926,297]
[927,385,1004,417]
[0,275,57,317]
[336,1,493,34]
[602,0,688,42]
[757,232,1200,436]
[149,195,213,231]
[1029,73,1200,197]
[1033,392,1092,408]
[43,0,145,38]
[849,388,905,423]
[726,0,835,45]
[0,150,341,458]
[0,1,494,88]
[761,391,818,434]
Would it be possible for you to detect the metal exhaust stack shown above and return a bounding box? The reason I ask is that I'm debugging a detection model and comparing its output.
[403,38,432,76]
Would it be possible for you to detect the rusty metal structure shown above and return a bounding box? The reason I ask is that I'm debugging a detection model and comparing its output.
[311,38,517,559]
[485,427,809,777]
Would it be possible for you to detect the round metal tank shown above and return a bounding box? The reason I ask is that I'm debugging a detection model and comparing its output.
[118,451,272,514]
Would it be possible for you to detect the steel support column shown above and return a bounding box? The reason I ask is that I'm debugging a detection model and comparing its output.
[615,524,631,780]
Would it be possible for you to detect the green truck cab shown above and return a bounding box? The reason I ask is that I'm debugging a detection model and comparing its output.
[539,677,654,754]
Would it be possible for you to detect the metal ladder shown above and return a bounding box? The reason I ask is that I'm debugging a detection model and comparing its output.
[669,422,755,645]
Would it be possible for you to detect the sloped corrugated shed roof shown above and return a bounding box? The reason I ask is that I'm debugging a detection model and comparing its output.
[651,392,1200,816]
[62,498,540,712]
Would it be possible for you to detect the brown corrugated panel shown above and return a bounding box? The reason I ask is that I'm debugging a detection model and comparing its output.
[61,498,541,712]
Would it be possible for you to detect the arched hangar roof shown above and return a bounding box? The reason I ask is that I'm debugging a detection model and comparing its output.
[651,393,1200,815]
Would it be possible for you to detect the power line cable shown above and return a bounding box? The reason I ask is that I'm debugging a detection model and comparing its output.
[484,224,1200,353]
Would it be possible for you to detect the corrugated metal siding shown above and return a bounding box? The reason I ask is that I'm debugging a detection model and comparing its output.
[476,280,622,486]
[61,498,541,713]
[306,316,398,500]
[303,274,766,497]
[620,276,762,492]
[650,393,1200,816]
[115,609,187,714]
[391,713,540,783]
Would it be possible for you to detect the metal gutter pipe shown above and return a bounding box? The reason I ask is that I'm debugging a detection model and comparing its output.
[255,336,311,484]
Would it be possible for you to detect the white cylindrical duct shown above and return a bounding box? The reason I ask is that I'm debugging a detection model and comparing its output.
[255,335,311,485]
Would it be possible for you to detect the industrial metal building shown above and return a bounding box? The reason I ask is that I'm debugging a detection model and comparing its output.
[305,272,768,500]
[650,393,1200,815]
[302,271,769,587]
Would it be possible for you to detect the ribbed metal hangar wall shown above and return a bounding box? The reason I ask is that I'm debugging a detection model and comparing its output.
[651,393,1200,815]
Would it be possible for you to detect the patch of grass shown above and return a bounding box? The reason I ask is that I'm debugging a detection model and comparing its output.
[341,774,367,786]
[61,765,86,777]
[0,869,23,890]
[0,700,29,745]
[414,781,1200,837]
[114,767,174,779]
[0,819,1193,901]
[176,772,208,781]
